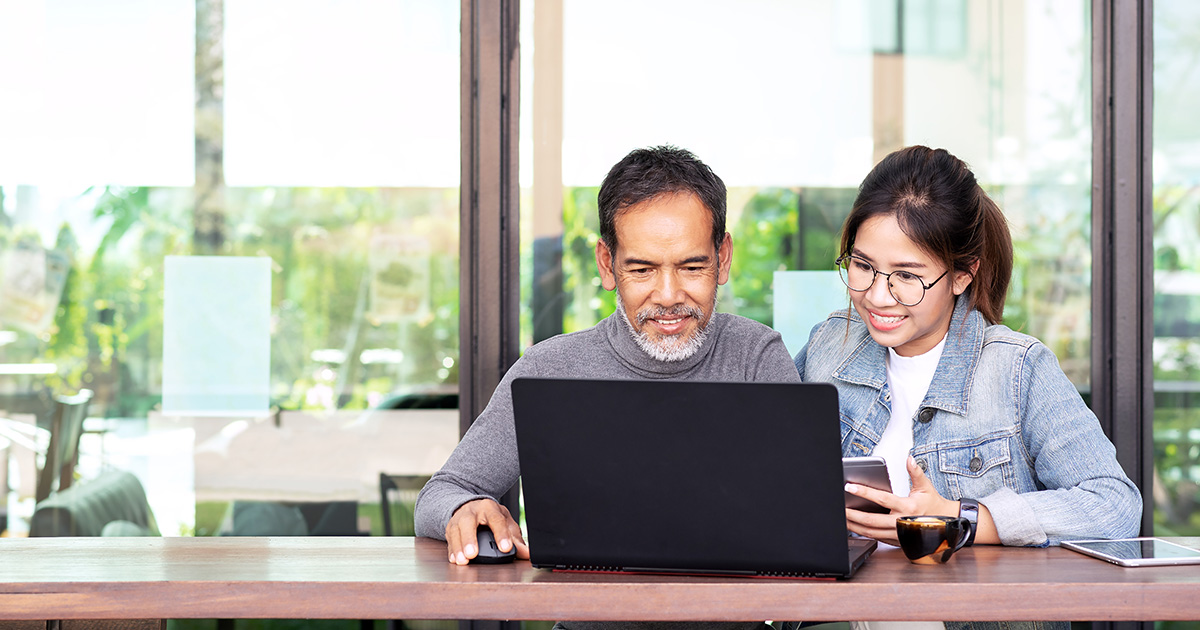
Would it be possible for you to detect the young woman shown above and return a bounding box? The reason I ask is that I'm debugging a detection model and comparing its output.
[795,145,1141,549]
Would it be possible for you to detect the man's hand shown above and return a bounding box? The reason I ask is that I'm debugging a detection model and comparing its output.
[843,456,959,546]
[445,498,530,565]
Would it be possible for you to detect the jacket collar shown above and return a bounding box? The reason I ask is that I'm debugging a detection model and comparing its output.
[832,296,984,415]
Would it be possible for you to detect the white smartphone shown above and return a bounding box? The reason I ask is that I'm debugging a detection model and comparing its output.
[1061,537,1200,567]
[842,456,892,514]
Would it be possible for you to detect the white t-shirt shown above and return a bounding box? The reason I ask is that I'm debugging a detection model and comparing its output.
[876,337,946,496]
[851,338,948,630]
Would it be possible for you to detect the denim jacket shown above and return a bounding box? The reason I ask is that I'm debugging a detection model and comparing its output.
[794,297,1142,547]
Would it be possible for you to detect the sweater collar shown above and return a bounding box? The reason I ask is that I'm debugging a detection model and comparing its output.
[601,310,724,377]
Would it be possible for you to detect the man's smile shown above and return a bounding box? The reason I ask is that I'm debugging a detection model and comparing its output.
[645,314,691,335]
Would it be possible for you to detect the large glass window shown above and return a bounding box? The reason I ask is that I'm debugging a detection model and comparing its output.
[520,0,1092,394]
[0,0,460,540]
[1152,0,1200,538]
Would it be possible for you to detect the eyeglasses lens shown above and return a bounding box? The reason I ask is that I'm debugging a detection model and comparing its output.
[837,257,924,306]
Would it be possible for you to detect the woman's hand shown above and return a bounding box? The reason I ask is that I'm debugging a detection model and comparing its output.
[844,456,960,546]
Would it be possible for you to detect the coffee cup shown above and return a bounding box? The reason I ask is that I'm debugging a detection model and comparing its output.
[896,515,971,565]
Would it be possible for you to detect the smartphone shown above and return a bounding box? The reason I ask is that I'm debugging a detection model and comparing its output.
[843,456,892,514]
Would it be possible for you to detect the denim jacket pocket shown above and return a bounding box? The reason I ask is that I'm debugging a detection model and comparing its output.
[936,434,1015,499]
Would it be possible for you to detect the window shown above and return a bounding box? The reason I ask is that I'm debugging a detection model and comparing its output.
[1152,0,1200,538]
[520,0,1092,393]
[0,0,460,538]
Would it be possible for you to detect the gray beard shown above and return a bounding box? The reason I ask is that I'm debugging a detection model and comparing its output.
[615,290,716,363]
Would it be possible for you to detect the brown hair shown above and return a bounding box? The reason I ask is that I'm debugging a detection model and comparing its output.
[839,146,1013,324]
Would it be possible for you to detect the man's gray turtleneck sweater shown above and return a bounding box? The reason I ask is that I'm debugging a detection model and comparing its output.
[413,311,799,630]
[415,311,800,538]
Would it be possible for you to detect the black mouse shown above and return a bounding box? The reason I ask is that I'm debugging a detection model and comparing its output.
[470,529,516,564]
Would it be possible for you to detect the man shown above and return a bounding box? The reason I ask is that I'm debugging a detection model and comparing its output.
[414,147,799,628]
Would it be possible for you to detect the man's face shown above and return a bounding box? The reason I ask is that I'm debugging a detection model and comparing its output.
[595,192,732,362]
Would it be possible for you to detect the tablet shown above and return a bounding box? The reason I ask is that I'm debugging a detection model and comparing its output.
[843,456,892,514]
[1061,537,1200,567]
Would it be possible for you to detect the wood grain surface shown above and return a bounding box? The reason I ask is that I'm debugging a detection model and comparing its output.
[0,537,1198,622]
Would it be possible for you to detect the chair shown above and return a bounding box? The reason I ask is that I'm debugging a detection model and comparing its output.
[30,469,159,537]
[35,389,93,503]
[379,472,431,537]
[224,500,364,536]
[379,473,452,630]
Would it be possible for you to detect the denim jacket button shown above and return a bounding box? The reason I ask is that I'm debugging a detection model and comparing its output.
[916,459,928,472]
[969,456,983,472]
[917,408,935,423]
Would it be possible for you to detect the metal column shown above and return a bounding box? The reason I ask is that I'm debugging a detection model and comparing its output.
[459,1,521,627]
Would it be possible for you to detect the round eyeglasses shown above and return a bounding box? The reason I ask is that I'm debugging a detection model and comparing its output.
[835,254,949,307]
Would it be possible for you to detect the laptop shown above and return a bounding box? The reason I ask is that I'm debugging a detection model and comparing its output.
[510,378,876,579]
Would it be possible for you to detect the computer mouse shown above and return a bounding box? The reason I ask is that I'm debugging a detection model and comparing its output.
[469,529,516,564]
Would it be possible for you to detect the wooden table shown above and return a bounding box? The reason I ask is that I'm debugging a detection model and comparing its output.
[1,537,1198,622]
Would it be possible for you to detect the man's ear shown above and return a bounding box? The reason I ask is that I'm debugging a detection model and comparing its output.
[952,259,981,296]
[717,233,732,285]
[596,240,617,291]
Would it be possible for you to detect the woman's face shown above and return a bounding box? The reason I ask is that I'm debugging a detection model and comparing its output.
[847,214,975,357]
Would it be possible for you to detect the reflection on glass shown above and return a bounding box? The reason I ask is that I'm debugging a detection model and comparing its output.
[0,1,460,539]
[1153,0,1200,538]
